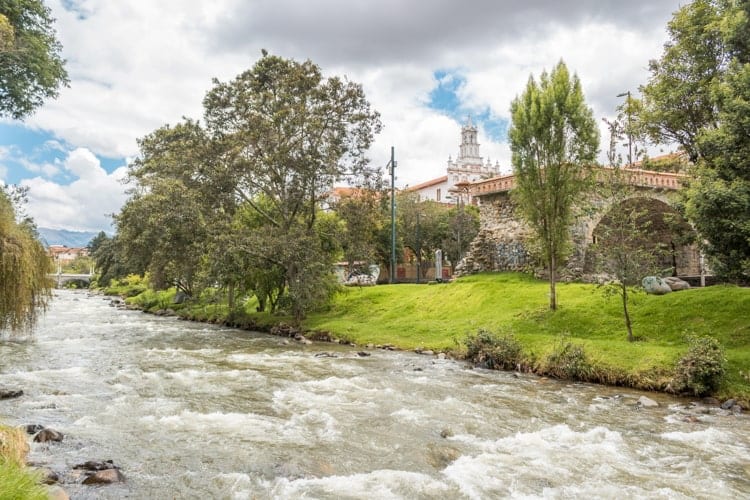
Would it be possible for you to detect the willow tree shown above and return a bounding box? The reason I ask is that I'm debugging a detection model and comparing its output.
[508,61,599,310]
[0,189,51,334]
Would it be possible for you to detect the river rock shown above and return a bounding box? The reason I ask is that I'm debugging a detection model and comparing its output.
[437,353,446,360]
[702,397,720,406]
[25,424,45,434]
[356,351,371,357]
[420,350,435,356]
[663,276,690,291]
[720,399,737,410]
[638,396,659,408]
[642,276,672,295]
[74,459,117,471]
[426,443,461,468]
[47,485,69,500]
[82,468,126,485]
[0,389,23,399]
[37,467,60,484]
[34,428,64,442]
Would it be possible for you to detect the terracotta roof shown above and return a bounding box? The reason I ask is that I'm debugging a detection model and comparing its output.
[406,176,448,191]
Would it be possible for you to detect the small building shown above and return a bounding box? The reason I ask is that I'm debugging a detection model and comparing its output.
[47,245,89,264]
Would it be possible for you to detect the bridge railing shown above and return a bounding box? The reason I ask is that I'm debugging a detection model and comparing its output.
[470,166,687,197]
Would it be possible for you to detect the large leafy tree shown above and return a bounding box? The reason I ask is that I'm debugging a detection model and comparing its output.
[639,0,728,163]
[642,0,750,280]
[508,60,599,310]
[117,121,217,296]
[202,53,381,322]
[0,187,50,334]
[0,0,68,119]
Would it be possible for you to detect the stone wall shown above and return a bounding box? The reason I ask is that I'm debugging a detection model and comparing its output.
[459,188,703,281]
[458,192,533,274]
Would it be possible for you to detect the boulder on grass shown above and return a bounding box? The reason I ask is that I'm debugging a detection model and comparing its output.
[663,276,690,291]
[642,276,672,295]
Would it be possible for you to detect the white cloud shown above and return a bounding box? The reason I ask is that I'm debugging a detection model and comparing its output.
[21,148,127,231]
[8,0,685,230]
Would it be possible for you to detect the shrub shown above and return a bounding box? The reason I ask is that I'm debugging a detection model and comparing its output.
[463,329,523,370]
[672,335,726,396]
[544,337,593,380]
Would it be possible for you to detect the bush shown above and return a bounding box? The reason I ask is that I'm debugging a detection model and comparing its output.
[544,337,593,380]
[463,329,523,370]
[672,335,726,396]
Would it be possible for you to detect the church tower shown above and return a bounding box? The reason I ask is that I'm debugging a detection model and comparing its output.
[447,116,501,185]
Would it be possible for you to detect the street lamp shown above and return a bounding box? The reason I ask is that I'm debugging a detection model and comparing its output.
[386,147,397,284]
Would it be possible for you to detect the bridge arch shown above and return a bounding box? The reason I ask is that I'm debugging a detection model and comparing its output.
[578,195,701,277]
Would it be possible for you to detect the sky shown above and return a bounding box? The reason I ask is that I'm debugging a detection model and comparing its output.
[0,0,686,232]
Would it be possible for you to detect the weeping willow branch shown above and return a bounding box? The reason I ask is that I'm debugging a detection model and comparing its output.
[0,192,51,335]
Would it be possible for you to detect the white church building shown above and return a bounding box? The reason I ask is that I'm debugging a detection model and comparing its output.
[408,117,501,204]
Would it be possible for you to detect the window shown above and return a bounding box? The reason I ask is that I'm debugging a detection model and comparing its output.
[436,188,441,201]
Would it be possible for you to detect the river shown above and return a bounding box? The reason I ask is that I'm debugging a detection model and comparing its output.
[0,290,748,499]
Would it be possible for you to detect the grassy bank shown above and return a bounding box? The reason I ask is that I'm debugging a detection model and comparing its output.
[111,273,750,402]
[0,424,47,500]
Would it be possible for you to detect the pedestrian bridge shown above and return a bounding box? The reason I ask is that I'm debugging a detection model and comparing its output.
[49,273,93,288]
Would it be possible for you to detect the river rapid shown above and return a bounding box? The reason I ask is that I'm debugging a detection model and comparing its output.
[1,290,748,499]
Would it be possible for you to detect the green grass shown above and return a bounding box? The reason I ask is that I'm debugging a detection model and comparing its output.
[0,425,48,500]
[110,272,750,401]
[304,273,750,400]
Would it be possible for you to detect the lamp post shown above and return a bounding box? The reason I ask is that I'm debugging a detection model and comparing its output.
[387,147,397,284]
[617,91,633,166]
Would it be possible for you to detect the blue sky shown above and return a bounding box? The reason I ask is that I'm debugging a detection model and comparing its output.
[428,70,509,143]
[1,0,683,232]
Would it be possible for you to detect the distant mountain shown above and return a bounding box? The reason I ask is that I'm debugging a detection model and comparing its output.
[37,228,102,248]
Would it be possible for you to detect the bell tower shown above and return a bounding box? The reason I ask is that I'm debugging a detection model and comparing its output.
[458,115,482,164]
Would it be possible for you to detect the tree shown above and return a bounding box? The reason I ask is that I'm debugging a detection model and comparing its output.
[508,60,599,310]
[688,58,750,280]
[592,169,660,342]
[0,187,51,334]
[639,0,728,163]
[641,0,750,280]
[202,53,381,322]
[442,202,480,273]
[0,0,68,119]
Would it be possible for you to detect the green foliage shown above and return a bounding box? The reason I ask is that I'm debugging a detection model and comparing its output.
[0,0,69,119]
[0,423,47,500]
[103,274,148,297]
[463,329,523,370]
[0,189,50,334]
[0,460,46,500]
[639,0,727,162]
[509,60,599,310]
[672,334,727,396]
[641,0,750,279]
[543,336,593,380]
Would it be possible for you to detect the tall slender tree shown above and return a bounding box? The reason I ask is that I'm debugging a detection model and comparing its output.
[508,60,599,310]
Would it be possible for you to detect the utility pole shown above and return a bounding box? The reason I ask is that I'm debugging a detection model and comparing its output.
[389,147,397,284]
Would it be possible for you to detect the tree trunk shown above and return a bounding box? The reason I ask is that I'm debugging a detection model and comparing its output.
[227,282,235,312]
[622,283,634,342]
[549,254,557,311]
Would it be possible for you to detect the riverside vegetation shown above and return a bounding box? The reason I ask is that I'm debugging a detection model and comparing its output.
[105,272,750,404]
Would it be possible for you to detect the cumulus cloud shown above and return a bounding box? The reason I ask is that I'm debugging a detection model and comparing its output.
[9,0,685,230]
[21,148,127,231]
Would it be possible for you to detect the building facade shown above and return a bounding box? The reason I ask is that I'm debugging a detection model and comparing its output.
[409,116,501,204]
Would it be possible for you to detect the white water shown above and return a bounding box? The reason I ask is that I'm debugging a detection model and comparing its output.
[1,291,748,499]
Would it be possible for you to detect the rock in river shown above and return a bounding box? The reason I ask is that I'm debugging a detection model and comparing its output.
[34,428,64,443]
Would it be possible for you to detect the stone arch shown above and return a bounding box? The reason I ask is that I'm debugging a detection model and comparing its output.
[579,195,700,277]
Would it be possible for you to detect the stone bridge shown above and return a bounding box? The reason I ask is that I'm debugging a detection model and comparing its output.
[460,167,703,281]
[49,273,93,288]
